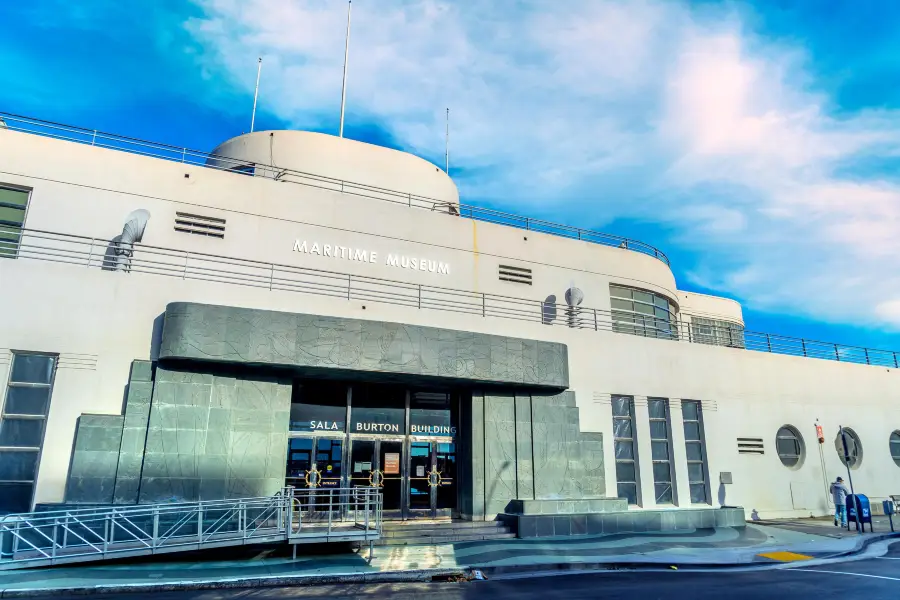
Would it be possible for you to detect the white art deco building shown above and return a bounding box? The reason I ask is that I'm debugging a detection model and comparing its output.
[0,112,898,535]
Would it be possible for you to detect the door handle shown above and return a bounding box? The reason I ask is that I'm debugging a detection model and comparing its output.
[304,468,321,488]
[428,469,443,487]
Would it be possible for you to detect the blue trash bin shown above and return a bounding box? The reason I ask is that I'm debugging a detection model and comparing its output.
[847,494,873,532]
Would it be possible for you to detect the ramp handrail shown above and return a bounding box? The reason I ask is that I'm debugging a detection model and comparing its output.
[0,487,382,569]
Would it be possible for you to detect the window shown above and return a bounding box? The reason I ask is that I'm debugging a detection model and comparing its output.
[776,426,804,469]
[612,395,639,505]
[0,352,57,514]
[891,431,900,467]
[0,185,30,259]
[682,400,709,504]
[174,212,225,238]
[690,316,745,348]
[648,398,674,504]
[609,285,678,340]
[835,428,863,469]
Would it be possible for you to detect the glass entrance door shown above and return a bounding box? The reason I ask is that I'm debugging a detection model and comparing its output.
[348,439,404,519]
[407,441,456,519]
[286,437,344,520]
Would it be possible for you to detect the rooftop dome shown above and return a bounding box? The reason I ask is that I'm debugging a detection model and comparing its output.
[207,130,459,209]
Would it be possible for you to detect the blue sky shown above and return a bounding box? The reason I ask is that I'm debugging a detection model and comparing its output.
[3,0,900,350]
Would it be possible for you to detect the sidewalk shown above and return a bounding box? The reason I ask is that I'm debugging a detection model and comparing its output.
[0,522,896,596]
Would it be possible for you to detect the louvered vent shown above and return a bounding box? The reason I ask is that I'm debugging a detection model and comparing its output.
[174,212,226,238]
[499,264,532,285]
[737,437,765,455]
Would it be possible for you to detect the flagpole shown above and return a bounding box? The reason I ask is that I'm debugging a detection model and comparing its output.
[445,108,450,174]
[250,57,262,133]
[339,1,352,137]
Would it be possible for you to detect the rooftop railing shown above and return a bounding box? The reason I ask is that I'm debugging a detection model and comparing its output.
[0,111,669,265]
[2,226,897,369]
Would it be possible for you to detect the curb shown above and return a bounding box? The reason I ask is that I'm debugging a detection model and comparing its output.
[0,568,468,598]
[2,532,897,597]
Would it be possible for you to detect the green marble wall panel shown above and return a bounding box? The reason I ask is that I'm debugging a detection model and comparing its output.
[465,390,607,520]
[66,414,124,504]
[138,367,290,503]
[113,361,154,504]
[514,394,534,500]
[159,303,568,389]
[483,394,518,516]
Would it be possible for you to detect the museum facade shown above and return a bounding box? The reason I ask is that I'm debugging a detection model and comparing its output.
[0,113,898,525]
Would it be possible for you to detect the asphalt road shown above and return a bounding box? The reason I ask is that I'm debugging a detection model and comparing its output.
[28,541,900,600]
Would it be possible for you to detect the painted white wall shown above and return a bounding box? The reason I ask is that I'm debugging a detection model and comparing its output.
[208,130,460,208]
[2,129,899,517]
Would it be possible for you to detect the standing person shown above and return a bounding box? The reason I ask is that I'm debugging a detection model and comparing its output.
[830,476,849,527]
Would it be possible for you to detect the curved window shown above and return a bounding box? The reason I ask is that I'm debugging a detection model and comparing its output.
[834,428,863,469]
[610,285,678,340]
[690,316,745,349]
[775,426,804,468]
[891,431,900,467]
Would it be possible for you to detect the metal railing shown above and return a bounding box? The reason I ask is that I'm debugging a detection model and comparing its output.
[0,111,669,265]
[1,226,897,369]
[0,487,381,570]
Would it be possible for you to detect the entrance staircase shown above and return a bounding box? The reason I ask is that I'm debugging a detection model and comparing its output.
[377,519,515,546]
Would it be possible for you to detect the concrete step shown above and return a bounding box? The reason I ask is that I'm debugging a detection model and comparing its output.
[382,525,512,539]
[375,532,517,546]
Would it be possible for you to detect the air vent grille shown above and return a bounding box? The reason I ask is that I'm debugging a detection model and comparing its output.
[737,437,765,455]
[499,264,532,285]
[175,212,226,238]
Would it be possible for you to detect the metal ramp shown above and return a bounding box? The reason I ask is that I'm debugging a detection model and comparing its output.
[0,488,381,570]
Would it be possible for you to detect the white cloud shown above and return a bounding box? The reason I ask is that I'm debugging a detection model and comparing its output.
[187,0,900,330]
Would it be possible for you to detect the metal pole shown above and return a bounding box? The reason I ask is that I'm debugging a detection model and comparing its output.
[339,1,352,138]
[445,107,449,174]
[839,426,861,535]
[250,58,262,133]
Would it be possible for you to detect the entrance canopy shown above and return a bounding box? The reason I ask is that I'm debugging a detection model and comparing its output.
[158,302,569,390]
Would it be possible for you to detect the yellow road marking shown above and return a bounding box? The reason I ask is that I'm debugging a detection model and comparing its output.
[757,551,814,562]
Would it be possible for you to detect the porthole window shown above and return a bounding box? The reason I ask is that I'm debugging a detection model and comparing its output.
[890,431,900,467]
[776,426,804,469]
[834,428,863,469]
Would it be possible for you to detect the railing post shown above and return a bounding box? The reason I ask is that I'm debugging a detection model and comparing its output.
[183,253,189,279]
[181,148,186,163]
[269,264,274,290]
[347,274,352,300]
[86,238,95,267]
[865,348,870,365]
[593,308,598,331]
[418,284,422,309]
[328,489,333,533]
[894,352,898,369]
[91,130,97,145]
[482,294,486,317]
[52,518,58,559]
[835,344,840,361]
[408,193,412,207]
[198,503,203,544]
[801,339,807,357]
[525,218,530,231]
[152,507,159,549]
[766,334,772,352]
[104,513,110,553]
